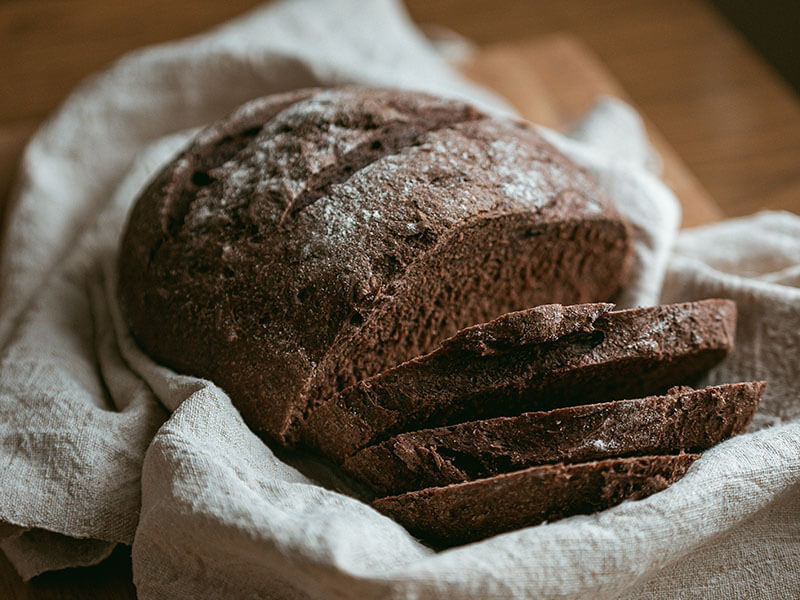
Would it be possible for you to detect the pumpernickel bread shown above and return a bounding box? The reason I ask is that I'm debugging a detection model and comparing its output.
[372,454,699,546]
[345,381,763,495]
[301,299,737,462]
[117,88,761,547]
[117,87,633,445]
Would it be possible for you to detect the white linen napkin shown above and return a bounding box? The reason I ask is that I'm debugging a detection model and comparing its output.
[1,0,798,597]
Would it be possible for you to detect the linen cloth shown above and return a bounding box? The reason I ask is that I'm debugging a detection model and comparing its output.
[0,0,798,597]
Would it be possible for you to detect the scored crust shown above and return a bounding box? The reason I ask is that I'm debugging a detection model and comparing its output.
[118,87,633,444]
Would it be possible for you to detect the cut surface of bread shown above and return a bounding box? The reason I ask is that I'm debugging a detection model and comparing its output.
[301,299,737,462]
[372,454,699,546]
[344,381,763,495]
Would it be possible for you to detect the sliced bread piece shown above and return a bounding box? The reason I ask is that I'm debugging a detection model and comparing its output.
[372,454,699,546]
[345,382,764,495]
[301,299,737,462]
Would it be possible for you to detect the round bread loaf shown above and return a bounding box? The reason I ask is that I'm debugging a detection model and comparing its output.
[117,87,632,445]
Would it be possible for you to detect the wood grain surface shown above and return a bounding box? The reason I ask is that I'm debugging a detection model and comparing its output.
[1,0,799,598]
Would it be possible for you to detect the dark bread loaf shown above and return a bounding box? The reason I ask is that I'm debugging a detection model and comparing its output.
[117,87,633,444]
[372,454,699,546]
[345,382,764,496]
[117,88,754,546]
[301,299,737,462]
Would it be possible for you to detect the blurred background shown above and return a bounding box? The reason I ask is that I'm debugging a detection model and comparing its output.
[1,0,799,225]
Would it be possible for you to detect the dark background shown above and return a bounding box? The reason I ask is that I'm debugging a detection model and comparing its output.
[711,0,800,93]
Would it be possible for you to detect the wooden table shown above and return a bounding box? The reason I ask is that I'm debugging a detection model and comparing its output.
[2,1,799,597]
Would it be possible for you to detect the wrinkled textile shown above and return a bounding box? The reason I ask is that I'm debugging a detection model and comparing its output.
[1,1,797,598]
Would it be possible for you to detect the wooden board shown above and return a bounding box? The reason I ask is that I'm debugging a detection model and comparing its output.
[0,34,721,599]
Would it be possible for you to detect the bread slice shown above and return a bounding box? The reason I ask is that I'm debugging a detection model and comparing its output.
[117,87,633,445]
[344,382,763,495]
[301,299,737,462]
[372,454,698,546]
